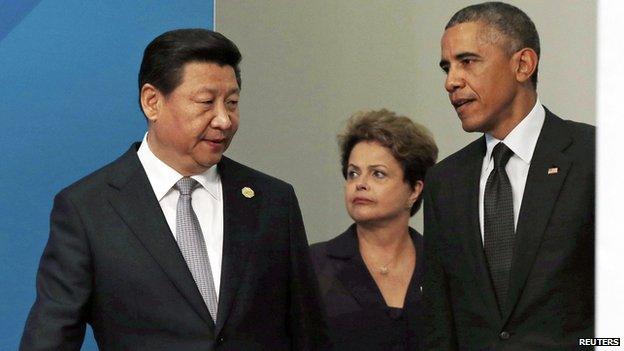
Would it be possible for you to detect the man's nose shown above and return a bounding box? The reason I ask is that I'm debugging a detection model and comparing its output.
[211,101,232,129]
[445,67,464,93]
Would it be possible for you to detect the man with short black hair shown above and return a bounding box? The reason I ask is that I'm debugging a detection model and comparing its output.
[423,2,594,349]
[20,28,329,350]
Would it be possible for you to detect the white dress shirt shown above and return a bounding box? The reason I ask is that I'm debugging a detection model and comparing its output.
[479,99,545,243]
[137,133,223,298]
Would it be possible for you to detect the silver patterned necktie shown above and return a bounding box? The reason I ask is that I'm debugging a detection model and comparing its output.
[175,177,218,322]
[484,142,515,316]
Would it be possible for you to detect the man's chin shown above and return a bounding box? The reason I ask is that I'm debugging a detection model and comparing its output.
[198,154,223,168]
[459,116,485,134]
[460,120,478,133]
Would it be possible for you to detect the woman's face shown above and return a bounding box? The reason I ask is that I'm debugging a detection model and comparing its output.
[344,141,421,226]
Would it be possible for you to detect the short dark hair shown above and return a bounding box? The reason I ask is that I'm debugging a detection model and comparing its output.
[446,1,540,88]
[138,28,242,112]
[338,109,438,216]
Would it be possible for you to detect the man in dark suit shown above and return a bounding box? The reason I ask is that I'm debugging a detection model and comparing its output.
[423,2,594,350]
[20,29,329,350]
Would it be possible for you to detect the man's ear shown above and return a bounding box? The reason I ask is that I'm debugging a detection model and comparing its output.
[140,83,161,122]
[514,48,538,84]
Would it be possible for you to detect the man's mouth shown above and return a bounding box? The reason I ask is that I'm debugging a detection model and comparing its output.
[201,137,228,150]
[203,137,226,144]
[451,98,474,110]
[353,197,374,205]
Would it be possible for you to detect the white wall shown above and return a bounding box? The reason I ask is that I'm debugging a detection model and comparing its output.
[596,0,624,340]
[215,1,596,243]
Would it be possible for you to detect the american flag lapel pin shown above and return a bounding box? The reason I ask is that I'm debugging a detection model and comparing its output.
[547,167,559,175]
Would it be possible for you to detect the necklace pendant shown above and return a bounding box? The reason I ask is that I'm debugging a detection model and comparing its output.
[379,266,389,275]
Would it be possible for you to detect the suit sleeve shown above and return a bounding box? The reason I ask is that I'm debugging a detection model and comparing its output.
[286,186,332,350]
[20,192,92,351]
[422,181,458,350]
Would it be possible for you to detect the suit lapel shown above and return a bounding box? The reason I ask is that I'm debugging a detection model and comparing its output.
[106,144,214,327]
[328,226,386,309]
[502,110,573,323]
[455,137,502,322]
[215,157,260,335]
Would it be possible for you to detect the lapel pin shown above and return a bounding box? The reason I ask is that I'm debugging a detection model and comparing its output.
[241,187,255,198]
[548,167,559,175]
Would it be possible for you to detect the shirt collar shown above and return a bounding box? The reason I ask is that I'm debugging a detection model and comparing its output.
[136,132,221,202]
[484,98,545,165]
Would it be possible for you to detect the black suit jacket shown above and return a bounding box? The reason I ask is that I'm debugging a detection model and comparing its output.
[423,109,594,350]
[310,224,423,350]
[20,143,329,350]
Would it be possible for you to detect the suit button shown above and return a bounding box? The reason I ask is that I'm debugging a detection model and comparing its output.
[217,336,225,343]
[499,331,510,340]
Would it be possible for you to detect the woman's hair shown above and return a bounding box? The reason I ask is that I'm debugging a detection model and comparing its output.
[338,109,438,215]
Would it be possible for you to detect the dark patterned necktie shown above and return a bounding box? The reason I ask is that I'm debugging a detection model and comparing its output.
[175,177,218,322]
[484,142,515,316]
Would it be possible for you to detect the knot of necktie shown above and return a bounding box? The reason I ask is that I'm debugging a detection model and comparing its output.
[492,142,514,170]
[175,177,200,196]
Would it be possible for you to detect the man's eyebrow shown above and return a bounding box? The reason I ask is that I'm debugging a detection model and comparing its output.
[455,52,480,60]
[193,86,240,95]
[439,52,481,69]
[193,87,216,95]
[226,87,240,95]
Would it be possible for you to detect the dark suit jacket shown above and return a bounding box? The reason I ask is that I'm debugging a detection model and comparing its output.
[20,143,329,350]
[310,224,423,350]
[423,109,594,351]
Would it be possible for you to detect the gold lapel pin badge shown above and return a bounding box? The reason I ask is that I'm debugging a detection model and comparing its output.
[241,187,255,198]
[548,167,559,175]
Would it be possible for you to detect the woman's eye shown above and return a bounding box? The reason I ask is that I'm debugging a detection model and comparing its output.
[347,170,358,179]
[373,170,386,178]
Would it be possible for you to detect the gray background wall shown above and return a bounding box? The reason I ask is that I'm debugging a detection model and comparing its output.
[215,0,596,243]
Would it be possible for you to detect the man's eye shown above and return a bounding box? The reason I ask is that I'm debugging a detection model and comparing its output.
[201,100,214,105]
[440,65,449,74]
[461,58,475,65]
[227,100,239,107]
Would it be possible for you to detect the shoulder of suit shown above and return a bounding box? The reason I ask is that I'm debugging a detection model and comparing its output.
[309,231,342,256]
[308,240,330,262]
[308,229,352,272]
[425,136,483,183]
[560,118,595,144]
[544,110,595,160]
[219,156,293,192]
[56,143,140,200]
[544,107,594,138]
[309,225,357,259]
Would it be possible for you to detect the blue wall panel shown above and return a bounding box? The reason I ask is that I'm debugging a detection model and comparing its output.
[0,1,213,349]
